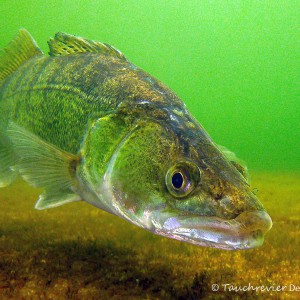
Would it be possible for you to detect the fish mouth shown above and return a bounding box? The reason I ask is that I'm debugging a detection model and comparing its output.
[156,210,272,250]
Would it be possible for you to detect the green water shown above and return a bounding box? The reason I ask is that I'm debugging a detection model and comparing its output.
[0,0,298,171]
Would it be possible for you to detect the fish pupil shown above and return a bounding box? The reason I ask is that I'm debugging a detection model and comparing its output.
[172,172,184,189]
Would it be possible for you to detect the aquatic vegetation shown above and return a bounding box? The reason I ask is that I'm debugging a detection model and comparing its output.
[0,173,298,299]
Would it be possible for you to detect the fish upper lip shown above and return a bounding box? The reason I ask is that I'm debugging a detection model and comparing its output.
[161,210,272,250]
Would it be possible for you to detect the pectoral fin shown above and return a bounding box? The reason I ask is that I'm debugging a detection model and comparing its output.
[0,140,17,187]
[35,190,81,210]
[7,122,81,209]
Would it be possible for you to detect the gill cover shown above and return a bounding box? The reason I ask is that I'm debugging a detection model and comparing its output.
[78,114,173,226]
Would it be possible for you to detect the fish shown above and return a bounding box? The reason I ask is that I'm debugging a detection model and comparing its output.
[0,29,272,250]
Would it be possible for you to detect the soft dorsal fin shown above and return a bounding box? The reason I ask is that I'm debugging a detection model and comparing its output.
[48,32,127,61]
[0,29,43,81]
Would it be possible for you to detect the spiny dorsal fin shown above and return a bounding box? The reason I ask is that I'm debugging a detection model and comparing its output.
[48,32,127,61]
[0,29,43,81]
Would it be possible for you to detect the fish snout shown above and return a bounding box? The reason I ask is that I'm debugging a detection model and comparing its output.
[234,209,272,235]
[217,190,267,220]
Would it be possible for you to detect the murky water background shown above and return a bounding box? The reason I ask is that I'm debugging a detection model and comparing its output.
[0,1,299,299]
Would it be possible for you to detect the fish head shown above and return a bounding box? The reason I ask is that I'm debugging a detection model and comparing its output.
[80,106,272,250]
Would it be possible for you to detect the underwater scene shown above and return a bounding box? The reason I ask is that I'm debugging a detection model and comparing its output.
[0,1,299,299]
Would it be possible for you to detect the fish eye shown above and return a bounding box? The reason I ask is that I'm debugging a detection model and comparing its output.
[166,161,201,198]
[172,172,184,189]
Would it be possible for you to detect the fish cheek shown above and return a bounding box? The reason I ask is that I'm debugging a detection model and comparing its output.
[109,123,172,212]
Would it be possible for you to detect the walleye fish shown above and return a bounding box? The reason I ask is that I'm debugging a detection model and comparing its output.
[0,29,272,250]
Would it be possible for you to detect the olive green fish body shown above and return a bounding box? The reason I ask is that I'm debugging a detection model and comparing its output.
[1,51,180,154]
[0,30,272,250]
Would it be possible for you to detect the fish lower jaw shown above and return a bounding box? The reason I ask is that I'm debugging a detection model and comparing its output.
[153,210,272,250]
[222,230,264,250]
[166,228,265,250]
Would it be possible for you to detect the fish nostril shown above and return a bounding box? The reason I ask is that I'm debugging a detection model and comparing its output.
[214,193,223,200]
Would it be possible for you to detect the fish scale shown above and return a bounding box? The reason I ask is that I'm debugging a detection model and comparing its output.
[0,29,272,250]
